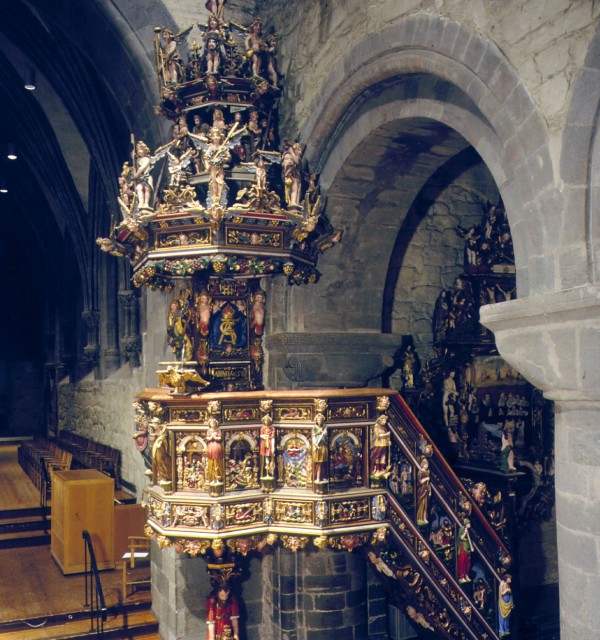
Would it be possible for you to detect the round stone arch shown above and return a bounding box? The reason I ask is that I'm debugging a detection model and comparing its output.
[561,20,600,288]
[301,14,555,298]
[309,97,507,335]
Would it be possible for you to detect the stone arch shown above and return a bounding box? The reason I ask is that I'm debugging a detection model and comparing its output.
[301,14,554,297]
[561,20,600,288]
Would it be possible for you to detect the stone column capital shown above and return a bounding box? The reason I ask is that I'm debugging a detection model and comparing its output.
[480,285,600,402]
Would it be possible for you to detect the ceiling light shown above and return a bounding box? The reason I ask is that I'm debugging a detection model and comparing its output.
[7,143,17,160]
[24,67,36,91]
[0,178,8,193]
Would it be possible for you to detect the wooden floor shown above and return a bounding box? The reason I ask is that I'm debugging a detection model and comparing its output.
[0,444,158,639]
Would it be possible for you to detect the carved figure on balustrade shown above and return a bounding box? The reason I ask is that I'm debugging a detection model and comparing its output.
[498,574,514,638]
[456,518,473,583]
[312,413,328,484]
[315,501,328,527]
[372,494,387,521]
[416,457,432,526]
[152,422,172,488]
[370,414,391,479]
[259,415,275,479]
[206,417,224,486]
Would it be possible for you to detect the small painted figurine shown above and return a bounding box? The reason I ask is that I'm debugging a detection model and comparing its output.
[402,345,417,388]
[498,574,514,637]
[152,422,171,487]
[160,28,183,85]
[500,426,517,472]
[250,289,266,335]
[456,518,473,583]
[370,415,391,477]
[259,415,275,478]
[206,585,240,640]
[132,141,155,210]
[416,457,431,525]
[167,298,193,362]
[206,417,224,484]
[312,413,328,483]
[281,141,303,208]
[442,370,458,427]
[244,18,265,78]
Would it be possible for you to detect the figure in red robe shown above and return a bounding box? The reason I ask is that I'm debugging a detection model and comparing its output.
[206,585,240,640]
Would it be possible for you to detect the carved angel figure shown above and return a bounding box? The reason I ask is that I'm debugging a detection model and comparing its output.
[190,123,247,207]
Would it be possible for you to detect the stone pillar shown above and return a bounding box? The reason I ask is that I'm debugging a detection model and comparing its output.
[82,309,100,374]
[151,543,209,640]
[263,547,370,640]
[119,289,142,368]
[151,545,264,640]
[480,286,600,640]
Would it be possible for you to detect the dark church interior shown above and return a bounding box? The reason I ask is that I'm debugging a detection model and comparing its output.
[2,1,599,639]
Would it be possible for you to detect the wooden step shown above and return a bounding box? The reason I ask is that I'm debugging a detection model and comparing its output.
[0,506,46,521]
[0,532,51,549]
[0,604,158,640]
[0,515,50,535]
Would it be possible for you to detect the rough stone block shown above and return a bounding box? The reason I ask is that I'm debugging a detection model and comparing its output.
[368,614,388,635]
[557,522,599,575]
[347,586,368,607]
[305,609,344,629]
[303,573,351,591]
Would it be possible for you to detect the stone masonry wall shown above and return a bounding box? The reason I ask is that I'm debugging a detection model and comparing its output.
[57,370,148,498]
[393,161,498,361]
[262,547,372,640]
[259,0,597,169]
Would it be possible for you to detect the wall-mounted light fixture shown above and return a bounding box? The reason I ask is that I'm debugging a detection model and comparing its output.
[0,178,8,194]
[7,143,17,161]
[24,67,36,91]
